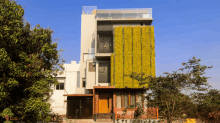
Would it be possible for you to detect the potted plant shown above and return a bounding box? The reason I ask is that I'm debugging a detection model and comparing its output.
[0,108,15,123]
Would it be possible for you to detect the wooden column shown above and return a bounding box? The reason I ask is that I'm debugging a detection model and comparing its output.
[122,92,124,108]
[93,89,95,115]
[157,107,159,119]
[113,92,117,119]
[94,91,99,114]
[128,90,130,105]
[109,93,113,113]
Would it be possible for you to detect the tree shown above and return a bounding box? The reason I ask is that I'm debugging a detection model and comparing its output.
[0,0,64,122]
[192,89,220,122]
[126,57,213,123]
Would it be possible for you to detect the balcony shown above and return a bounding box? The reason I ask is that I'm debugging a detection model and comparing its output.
[95,31,113,60]
[95,8,152,20]
[88,48,95,59]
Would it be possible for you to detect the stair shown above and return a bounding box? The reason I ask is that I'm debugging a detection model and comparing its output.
[96,119,113,123]
[97,113,112,119]
[96,113,113,123]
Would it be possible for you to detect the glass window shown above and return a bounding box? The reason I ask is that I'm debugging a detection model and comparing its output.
[123,92,129,108]
[130,91,136,106]
[60,83,64,90]
[137,92,142,107]
[89,62,96,72]
[56,85,59,90]
[77,71,80,88]
[82,78,86,88]
[117,92,122,108]
[56,83,64,90]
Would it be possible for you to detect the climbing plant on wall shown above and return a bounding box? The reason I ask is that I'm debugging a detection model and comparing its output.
[111,26,155,88]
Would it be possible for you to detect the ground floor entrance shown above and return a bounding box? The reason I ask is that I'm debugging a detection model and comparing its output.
[67,96,93,119]
[99,92,110,113]
[65,86,158,122]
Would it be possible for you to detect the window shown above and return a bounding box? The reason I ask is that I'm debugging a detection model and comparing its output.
[56,83,64,90]
[137,92,143,107]
[123,92,129,108]
[77,71,80,88]
[130,92,136,106]
[117,92,122,108]
[89,62,96,72]
[116,91,138,108]
[82,78,86,88]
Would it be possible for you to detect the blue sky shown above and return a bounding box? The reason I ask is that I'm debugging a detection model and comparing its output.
[16,0,220,90]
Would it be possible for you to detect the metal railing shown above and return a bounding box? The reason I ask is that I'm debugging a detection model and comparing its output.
[82,6,153,19]
[88,48,95,58]
[96,8,152,19]
[82,6,97,15]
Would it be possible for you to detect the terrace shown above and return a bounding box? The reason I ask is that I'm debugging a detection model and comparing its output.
[82,6,153,20]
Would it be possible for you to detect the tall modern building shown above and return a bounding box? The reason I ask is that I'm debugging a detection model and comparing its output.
[51,6,158,123]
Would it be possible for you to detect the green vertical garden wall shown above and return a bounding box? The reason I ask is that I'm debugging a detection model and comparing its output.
[111,26,155,88]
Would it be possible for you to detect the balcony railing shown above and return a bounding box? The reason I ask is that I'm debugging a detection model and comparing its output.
[88,48,95,58]
[96,8,152,19]
[82,6,97,15]
[82,6,152,19]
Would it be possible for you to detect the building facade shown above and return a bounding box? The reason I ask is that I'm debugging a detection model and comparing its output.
[51,6,159,123]
[49,61,80,119]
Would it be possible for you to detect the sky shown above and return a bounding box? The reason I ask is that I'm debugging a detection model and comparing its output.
[16,0,220,91]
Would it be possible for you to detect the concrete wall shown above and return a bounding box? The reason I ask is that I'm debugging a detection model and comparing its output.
[113,23,142,28]
[86,58,97,89]
[79,15,149,92]
[50,61,80,115]
[79,14,96,93]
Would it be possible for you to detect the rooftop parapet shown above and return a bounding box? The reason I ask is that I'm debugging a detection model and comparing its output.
[82,6,152,19]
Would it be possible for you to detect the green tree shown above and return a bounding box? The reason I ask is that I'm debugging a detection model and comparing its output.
[0,0,64,122]
[192,89,220,122]
[126,57,213,123]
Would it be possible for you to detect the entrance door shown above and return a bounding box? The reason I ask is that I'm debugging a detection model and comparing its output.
[99,93,109,113]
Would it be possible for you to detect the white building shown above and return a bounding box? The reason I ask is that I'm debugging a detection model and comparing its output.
[49,61,80,116]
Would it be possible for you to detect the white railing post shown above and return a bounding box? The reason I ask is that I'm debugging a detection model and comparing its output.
[136,9,138,19]
[109,10,110,19]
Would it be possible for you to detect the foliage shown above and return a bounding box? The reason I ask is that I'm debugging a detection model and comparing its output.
[127,57,213,123]
[3,121,13,123]
[0,108,14,122]
[0,0,64,122]
[122,102,144,119]
[114,27,124,88]
[0,108,14,118]
[192,89,220,122]
[112,26,155,88]
[124,27,133,87]
[133,26,142,88]
[50,113,63,123]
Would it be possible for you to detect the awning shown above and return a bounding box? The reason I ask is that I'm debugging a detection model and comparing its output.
[63,94,93,96]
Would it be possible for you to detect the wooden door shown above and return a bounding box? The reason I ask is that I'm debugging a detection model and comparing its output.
[99,93,109,113]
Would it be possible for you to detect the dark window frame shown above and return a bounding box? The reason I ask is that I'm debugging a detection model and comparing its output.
[89,62,96,72]
[117,91,137,108]
[82,78,86,88]
[56,83,64,90]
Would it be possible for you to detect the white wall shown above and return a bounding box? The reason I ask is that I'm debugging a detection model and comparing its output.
[50,61,80,115]
[79,14,96,94]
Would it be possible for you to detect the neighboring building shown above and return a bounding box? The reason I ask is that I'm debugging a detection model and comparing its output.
[51,6,159,123]
[49,61,80,119]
